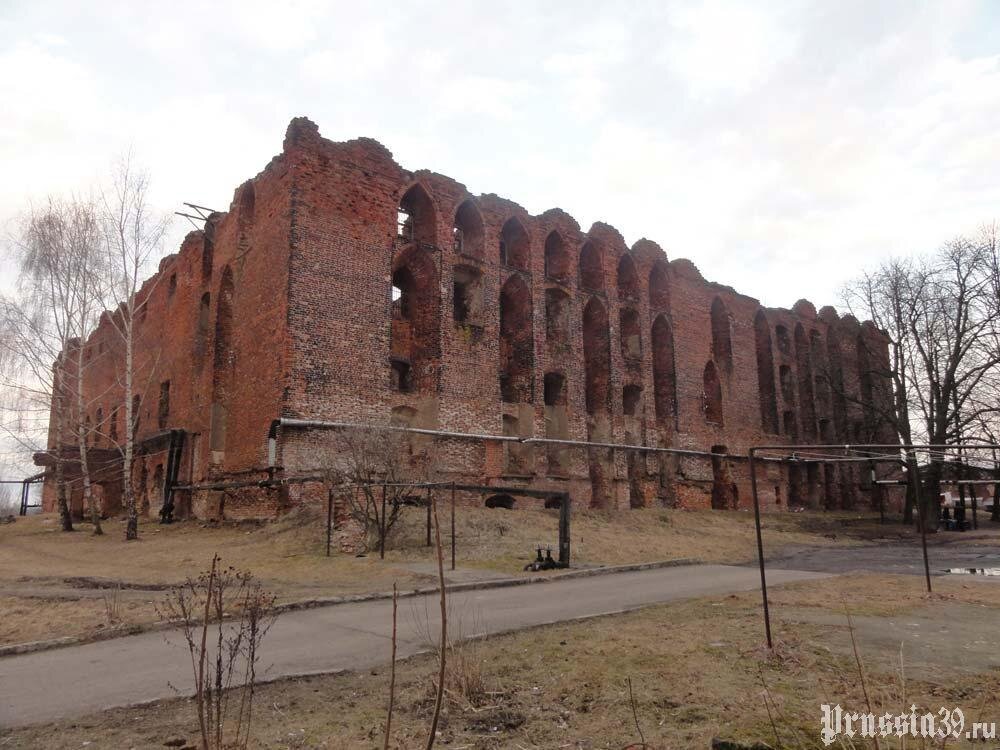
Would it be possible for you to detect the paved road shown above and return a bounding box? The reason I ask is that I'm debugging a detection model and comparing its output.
[0,564,827,728]
[765,540,1000,575]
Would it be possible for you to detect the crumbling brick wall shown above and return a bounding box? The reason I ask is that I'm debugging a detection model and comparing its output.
[42,117,898,520]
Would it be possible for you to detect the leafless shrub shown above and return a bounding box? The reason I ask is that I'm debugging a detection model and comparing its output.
[102,584,121,626]
[157,554,278,750]
[323,427,429,553]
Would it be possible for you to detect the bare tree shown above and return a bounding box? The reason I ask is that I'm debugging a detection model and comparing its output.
[0,198,107,532]
[323,427,428,554]
[100,157,168,541]
[844,226,1000,526]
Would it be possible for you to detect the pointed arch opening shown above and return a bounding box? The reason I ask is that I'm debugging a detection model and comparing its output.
[499,275,534,403]
[622,383,642,416]
[452,264,483,325]
[210,267,235,454]
[453,199,484,259]
[856,332,877,441]
[795,323,817,440]
[390,245,440,393]
[710,297,732,369]
[619,307,641,361]
[703,360,723,425]
[754,311,779,434]
[582,297,611,415]
[545,287,571,352]
[239,183,255,227]
[652,315,677,422]
[397,183,437,245]
[579,241,604,291]
[499,217,530,270]
[826,330,848,440]
[544,231,572,283]
[543,371,568,475]
[195,292,211,364]
[649,260,670,311]
[617,253,639,301]
[775,325,791,356]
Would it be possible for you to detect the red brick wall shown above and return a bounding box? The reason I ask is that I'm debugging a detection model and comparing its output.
[43,117,897,519]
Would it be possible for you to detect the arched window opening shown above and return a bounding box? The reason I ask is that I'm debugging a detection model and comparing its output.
[499,276,534,403]
[779,364,796,407]
[390,246,439,393]
[811,331,831,421]
[775,325,791,356]
[499,217,530,270]
[196,292,211,363]
[453,200,484,259]
[158,380,170,430]
[397,184,437,246]
[703,360,723,425]
[543,372,567,406]
[795,324,817,440]
[545,288,571,351]
[651,315,677,422]
[485,494,516,509]
[826,332,848,440]
[783,410,798,439]
[618,254,639,301]
[544,231,571,283]
[210,267,235,454]
[543,371,568,475]
[582,297,611,415]
[239,183,255,226]
[390,360,412,393]
[620,307,642,361]
[754,311,779,434]
[710,297,732,369]
[649,261,670,311]
[856,333,876,430]
[818,418,832,442]
[623,384,642,416]
[95,407,104,447]
[579,241,604,291]
[201,221,215,281]
[452,265,483,325]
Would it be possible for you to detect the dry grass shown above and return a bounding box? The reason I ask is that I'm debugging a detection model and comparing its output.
[0,506,985,648]
[5,573,1000,749]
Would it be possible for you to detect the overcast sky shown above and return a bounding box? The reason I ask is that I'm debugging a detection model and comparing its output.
[2,0,999,311]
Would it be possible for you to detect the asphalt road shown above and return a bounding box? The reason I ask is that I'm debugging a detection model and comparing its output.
[0,563,827,728]
[765,540,1000,575]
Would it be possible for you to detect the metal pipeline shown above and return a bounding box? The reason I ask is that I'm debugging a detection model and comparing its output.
[267,416,745,468]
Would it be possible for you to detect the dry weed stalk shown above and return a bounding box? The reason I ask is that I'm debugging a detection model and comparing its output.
[158,554,278,750]
[102,584,122,626]
[425,489,447,749]
[383,582,398,750]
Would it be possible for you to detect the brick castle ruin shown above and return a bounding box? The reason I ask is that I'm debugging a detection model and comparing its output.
[40,117,898,520]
